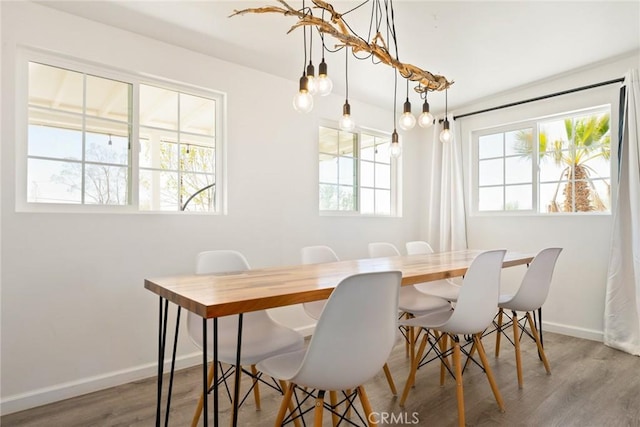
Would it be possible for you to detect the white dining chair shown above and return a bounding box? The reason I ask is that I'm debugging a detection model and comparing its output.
[187,250,304,427]
[494,247,563,388]
[399,249,507,427]
[300,244,399,396]
[368,242,452,363]
[257,270,401,426]
[405,240,462,301]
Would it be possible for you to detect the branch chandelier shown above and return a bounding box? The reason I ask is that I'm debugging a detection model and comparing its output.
[231,0,454,155]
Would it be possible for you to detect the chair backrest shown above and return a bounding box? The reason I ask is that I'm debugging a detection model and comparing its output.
[301,246,340,319]
[368,242,401,258]
[187,250,271,348]
[442,250,506,335]
[291,271,402,391]
[406,240,434,255]
[301,245,339,264]
[196,249,251,274]
[504,248,563,312]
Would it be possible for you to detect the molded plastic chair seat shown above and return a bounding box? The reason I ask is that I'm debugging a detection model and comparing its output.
[399,250,507,427]
[190,314,304,366]
[399,286,454,316]
[406,240,462,302]
[258,271,402,426]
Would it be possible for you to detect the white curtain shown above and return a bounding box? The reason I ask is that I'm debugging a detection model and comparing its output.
[426,114,468,252]
[604,69,640,356]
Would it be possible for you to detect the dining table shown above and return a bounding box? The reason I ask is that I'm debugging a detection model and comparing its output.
[144,249,534,427]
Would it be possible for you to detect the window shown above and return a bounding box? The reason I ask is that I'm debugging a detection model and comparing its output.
[319,126,399,216]
[27,63,132,205]
[22,53,223,212]
[138,85,216,211]
[473,106,611,214]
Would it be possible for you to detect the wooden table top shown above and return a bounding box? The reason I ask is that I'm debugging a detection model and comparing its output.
[144,250,534,318]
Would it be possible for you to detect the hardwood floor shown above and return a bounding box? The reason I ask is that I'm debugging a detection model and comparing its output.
[3,331,639,426]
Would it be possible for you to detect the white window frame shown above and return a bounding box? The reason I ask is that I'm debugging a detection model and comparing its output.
[15,47,226,214]
[318,122,401,217]
[470,105,612,216]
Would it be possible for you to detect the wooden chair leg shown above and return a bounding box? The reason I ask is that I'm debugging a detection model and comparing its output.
[346,389,352,418]
[474,334,505,412]
[329,391,339,427]
[452,337,466,427]
[191,361,216,427]
[357,386,377,427]
[495,308,504,357]
[382,363,397,395]
[399,333,429,407]
[409,325,415,365]
[275,382,295,426]
[526,312,551,374]
[250,365,261,410]
[437,332,452,386]
[313,390,325,427]
[512,311,524,388]
[278,380,302,427]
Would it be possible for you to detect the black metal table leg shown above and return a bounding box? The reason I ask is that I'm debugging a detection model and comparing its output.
[213,317,219,427]
[156,297,169,427]
[232,314,244,427]
[164,307,181,426]
[202,318,209,427]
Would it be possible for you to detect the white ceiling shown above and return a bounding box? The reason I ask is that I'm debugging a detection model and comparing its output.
[37,1,640,113]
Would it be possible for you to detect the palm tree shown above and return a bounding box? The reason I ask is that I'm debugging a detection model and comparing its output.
[515,113,611,212]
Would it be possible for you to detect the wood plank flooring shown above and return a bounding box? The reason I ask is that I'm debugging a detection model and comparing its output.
[2,331,639,426]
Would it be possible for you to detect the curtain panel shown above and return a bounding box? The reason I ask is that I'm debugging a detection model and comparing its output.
[604,69,640,356]
[427,114,468,252]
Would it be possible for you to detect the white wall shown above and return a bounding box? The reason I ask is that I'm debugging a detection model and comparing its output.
[432,51,639,342]
[0,2,426,414]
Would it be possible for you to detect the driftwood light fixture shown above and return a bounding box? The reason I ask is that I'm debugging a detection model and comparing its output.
[231,0,454,155]
[230,0,453,93]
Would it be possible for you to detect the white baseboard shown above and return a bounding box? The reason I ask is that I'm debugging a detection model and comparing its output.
[0,325,315,416]
[0,352,202,416]
[542,321,604,342]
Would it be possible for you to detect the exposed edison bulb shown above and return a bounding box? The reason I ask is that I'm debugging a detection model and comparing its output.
[306,63,317,95]
[399,112,416,130]
[398,99,416,131]
[339,114,355,132]
[390,130,401,158]
[440,119,452,143]
[418,99,434,128]
[390,142,402,158]
[418,111,434,128]
[293,74,313,113]
[316,75,333,96]
[293,91,313,113]
[339,100,355,131]
[440,128,452,143]
[306,75,317,95]
[316,59,333,96]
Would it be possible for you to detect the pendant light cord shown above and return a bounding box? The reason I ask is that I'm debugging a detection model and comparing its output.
[445,89,448,118]
[345,46,349,102]
[302,0,307,73]
[393,70,398,127]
